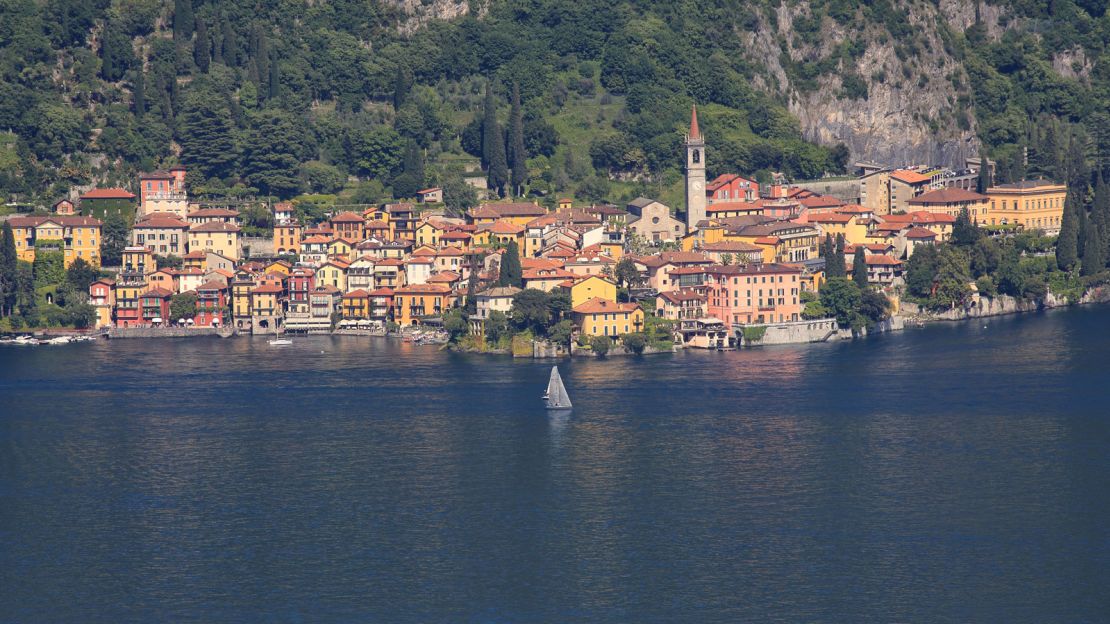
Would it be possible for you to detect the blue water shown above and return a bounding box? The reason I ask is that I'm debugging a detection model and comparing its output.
[2,307,1109,622]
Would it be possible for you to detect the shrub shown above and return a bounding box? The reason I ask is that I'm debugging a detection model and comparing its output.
[621,332,647,354]
[589,335,611,356]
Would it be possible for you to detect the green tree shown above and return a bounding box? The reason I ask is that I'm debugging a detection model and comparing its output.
[824,234,846,278]
[100,213,129,266]
[819,277,862,329]
[1056,194,1080,270]
[548,319,574,348]
[443,308,469,343]
[169,292,197,322]
[194,18,210,72]
[0,222,16,316]
[952,207,982,246]
[905,243,940,299]
[485,310,511,344]
[64,257,97,293]
[621,332,647,354]
[509,82,527,196]
[173,0,194,42]
[392,141,425,199]
[481,80,497,169]
[976,160,992,193]
[614,257,640,289]
[931,246,973,308]
[178,86,238,180]
[100,19,131,82]
[33,245,65,288]
[1081,219,1104,276]
[487,120,509,198]
[852,245,869,289]
[589,334,612,356]
[133,70,146,118]
[443,175,478,214]
[511,288,553,335]
[498,241,523,287]
[243,110,304,198]
[392,66,411,111]
[348,127,404,180]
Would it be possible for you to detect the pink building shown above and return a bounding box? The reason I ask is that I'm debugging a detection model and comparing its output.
[702,263,803,326]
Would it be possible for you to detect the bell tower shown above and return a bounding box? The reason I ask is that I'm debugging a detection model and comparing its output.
[685,104,707,232]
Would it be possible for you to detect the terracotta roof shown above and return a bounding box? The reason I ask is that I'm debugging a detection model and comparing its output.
[573,297,640,314]
[482,220,526,235]
[182,250,207,259]
[427,271,461,283]
[659,289,706,304]
[302,235,332,244]
[343,289,371,298]
[890,169,931,184]
[80,188,135,200]
[134,213,189,228]
[521,258,565,270]
[864,254,902,266]
[883,211,957,224]
[417,187,442,194]
[478,286,522,298]
[143,287,173,297]
[908,188,988,205]
[394,283,452,294]
[701,241,763,252]
[836,204,872,214]
[187,208,239,218]
[523,268,577,280]
[8,215,103,227]
[808,213,854,224]
[753,236,781,245]
[689,104,700,140]
[375,258,404,266]
[440,231,472,240]
[468,202,546,218]
[139,170,175,179]
[904,227,938,239]
[799,195,844,208]
[251,284,285,294]
[405,257,435,264]
[330,211,365,223]
[367,287,395,297]
[189,221,240,233]
[322,258,351,269]
[706,201,762,213]
[196,280,227,291]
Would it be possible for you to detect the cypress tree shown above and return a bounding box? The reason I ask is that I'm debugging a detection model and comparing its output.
[133,70,146,117]
[498,241,522,288]
[222,17,237,67]
[194,19,210,72]
[1077,201,1088,259]
[101,20,116,81]
[1081,220,1104,276]
[487,121,509,197]
[509,82,527,197]
[1056,194,1079,270]
[852,245,869,289]
[1,222,16,317]
[174,0,194,41]
[481,81,497,169]
[393,66,411,110]
[826,234,846,278]
[212,18,224,64]
[254,26,269,99]
[976,159,991,193]
[268,51,280,101]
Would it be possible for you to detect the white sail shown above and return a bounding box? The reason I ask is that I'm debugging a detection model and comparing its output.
[545,366,572,409]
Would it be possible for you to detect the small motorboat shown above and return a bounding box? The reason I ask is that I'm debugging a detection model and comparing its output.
[268,338,293,346]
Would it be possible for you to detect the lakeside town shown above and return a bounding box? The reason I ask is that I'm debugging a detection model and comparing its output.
[0,107,1085,354]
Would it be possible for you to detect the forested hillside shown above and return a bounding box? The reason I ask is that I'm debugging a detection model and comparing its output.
[1,0,1109,209]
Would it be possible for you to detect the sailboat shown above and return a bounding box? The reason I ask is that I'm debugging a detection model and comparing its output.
[543,366,572,410]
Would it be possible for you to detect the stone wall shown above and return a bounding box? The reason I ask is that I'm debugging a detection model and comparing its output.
[110,327,220,339]
[242,237,275,257]
[740,318,840,346]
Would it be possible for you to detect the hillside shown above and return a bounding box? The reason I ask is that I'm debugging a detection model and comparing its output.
[1,0,1108,209]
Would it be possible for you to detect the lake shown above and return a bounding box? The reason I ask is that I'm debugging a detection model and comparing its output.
[2,307,1109,622]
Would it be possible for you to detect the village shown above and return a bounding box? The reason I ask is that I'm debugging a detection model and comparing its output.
[3,107,1068,352]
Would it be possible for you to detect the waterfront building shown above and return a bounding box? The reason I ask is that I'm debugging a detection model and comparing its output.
[571,298,645,337]
[701,263,804,326]
[561,275,618,308]
[249,284,285,333]
[341,290,371,319]
[393,283,452,327]
[139,287,173,325]
[194,280,228,327]
[655,289,706,321]
[985,180,1067,233]
[317,258,350,292]
[368,287,395,324]
[8,215,103,268]
[274,222,302,256]
[89,278,115,329]
[132,213,189,257]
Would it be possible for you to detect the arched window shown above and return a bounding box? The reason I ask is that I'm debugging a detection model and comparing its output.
[692,149,700,164]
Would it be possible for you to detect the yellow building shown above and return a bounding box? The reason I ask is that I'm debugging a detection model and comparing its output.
[807,213,872,246]
[415,220,448,247]
[726,222,819,263]
[188,221,242,261]
[393,283,452,326]
[571,298,645,337]
[327,238,356,261]
[317,259,349,292]
[264,260,293,276]
[341,289,371,319]
[9,215,103,267]
[274,222,302,255]
[561,275,618,308]
[986,180,1067,233]
[906,188,990,220]
[466,202,548,226]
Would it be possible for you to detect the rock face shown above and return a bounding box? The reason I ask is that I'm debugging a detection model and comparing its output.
[382,0,473,34]
[738,1,997,167]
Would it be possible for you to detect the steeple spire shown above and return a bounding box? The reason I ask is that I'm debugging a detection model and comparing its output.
[689,104,700,141]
